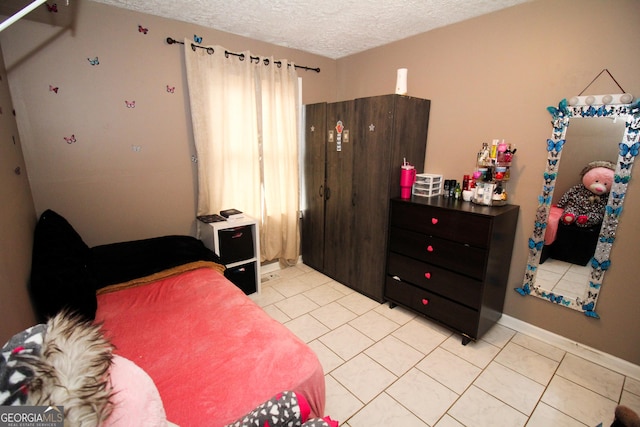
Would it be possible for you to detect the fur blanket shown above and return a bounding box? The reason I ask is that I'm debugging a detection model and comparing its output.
[1,311,114,426]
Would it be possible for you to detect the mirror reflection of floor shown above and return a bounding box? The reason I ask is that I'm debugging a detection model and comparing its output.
[536,258,591,300]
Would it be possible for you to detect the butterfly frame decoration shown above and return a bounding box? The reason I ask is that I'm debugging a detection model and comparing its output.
[515,96,640,318]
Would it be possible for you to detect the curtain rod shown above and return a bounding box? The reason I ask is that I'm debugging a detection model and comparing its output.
[0,0,48,33]
[166,37,320,73]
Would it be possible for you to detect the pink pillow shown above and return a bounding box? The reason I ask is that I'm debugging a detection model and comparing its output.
[545,205,564,245]
[103,355,168,426]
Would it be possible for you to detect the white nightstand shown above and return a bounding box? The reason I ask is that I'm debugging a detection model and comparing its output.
[199,216,261,295]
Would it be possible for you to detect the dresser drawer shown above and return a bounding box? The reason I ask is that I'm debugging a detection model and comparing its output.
[389,227,487,280]
[385,277,478,337]
[390,201,491,247]
[386,252,482,309]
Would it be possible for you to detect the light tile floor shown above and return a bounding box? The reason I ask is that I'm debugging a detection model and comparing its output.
[537,258,591,300]
[251,264,640,427]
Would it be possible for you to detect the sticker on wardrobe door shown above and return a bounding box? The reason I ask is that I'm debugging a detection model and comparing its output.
[335,120,343,152]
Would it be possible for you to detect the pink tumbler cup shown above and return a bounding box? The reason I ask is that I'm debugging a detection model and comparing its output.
[400,165,416,199]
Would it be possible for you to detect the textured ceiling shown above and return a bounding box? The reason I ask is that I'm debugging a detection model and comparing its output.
[90,0,530,59]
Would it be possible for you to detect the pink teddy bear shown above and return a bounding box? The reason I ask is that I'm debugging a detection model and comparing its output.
[557,160,615,227]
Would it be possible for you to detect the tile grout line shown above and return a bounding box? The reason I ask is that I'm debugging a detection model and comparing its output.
[261,267,634,426]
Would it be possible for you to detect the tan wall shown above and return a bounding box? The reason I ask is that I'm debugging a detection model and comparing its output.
[0,43,37,344]
[0,0,336,247]
[335,0,640,365]
[1,0,639,366]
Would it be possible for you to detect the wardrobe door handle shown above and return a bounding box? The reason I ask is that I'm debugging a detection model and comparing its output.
[325,187,331,200]
[319,185,324,198]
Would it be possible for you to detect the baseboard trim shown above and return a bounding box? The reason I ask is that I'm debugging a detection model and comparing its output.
[260,256,303,276]
[260,261,281,275]
[498,314,640,381]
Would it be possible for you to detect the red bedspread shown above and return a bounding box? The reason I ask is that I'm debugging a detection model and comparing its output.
[95,263,325,426]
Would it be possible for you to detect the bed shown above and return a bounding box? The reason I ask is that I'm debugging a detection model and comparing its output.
[95,262,326,426]
[11,210,327,426]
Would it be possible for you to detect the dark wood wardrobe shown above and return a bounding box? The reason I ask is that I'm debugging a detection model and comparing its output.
[301,94,431,301]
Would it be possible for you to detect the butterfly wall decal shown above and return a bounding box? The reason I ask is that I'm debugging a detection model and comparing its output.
[542,292,564,304]
[611,191,625,199]
[534,221,547,229]
[125,100,135,108]
[584,105,611,118]
[614,174,630,184]
[584,309,600,319]
[546,98,569,119]
[538,195,551,205]
[546,139,565,152]
[166,85,175,93]
[88,57,99,65]
[528,238,544,251]
[581,301,600,318]
[138,25,149,34]
[49,85,59,93]
[619,142,640,157]
[46,3,57,12]
[591,258,611,271]
[64,135,76,144]
[620,162,632,170]
[605,205,623,216]
[194,34,203,43]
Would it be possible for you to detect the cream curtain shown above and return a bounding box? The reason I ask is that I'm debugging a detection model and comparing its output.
[257,58,300,264]
[184,42,300,264]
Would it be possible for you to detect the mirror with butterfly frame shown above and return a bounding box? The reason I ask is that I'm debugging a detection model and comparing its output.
[515,97,640,318]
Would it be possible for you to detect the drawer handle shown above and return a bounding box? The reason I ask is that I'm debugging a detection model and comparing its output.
[424,272,431,279]
[426,245,434,252]
[431,218,438,225]
[421,298,429,305]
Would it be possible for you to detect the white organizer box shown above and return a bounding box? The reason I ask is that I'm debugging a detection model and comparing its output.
[412,173,443,198]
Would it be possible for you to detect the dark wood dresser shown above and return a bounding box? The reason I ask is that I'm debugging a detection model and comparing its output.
[385,197,519,344]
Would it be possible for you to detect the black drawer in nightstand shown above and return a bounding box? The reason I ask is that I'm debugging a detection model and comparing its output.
[218,225,255,264]
[224,262,257,294]
[199,216,261,295]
